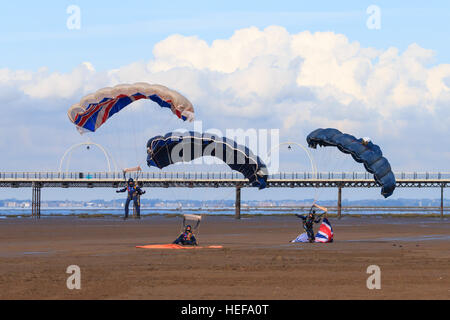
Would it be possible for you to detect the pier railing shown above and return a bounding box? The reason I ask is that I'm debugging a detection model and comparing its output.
[0,171,447,219]
[1,171,449,181]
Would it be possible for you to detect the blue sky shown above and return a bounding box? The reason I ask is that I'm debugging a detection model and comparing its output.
[2,1,450,71]
[1,1,449,201]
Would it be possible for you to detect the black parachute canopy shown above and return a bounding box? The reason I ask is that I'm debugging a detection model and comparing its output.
[306,128,396,198]
[146,131,268,189]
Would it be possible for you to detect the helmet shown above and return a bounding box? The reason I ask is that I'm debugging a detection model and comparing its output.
[185,225,192,232]
[128,178,134,184]
[361,137,371,146]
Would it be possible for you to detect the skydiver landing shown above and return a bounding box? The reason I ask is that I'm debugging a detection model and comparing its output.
[116,178,145,219]
[295,204,327,243]
[296,211,321,242]
[173,225,198,246]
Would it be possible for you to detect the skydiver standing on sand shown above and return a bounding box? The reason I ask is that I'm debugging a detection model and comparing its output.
[116,178,145,219]
[296,204,327,242]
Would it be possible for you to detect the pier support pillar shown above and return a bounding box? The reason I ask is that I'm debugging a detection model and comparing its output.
[32,182,41,219]
[441,185,444,219]
[235,185,241,220]
[337,186,342,219]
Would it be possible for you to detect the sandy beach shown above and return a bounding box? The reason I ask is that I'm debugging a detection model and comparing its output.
[0,215,448,300]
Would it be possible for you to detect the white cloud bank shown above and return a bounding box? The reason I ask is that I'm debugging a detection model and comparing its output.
[1,26,449,171]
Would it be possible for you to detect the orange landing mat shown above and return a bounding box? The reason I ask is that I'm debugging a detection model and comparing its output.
[136,244,223,249]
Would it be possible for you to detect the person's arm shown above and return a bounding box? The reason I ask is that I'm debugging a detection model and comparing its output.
[191,234,198,245]
[116,187,127,193]
[137,187,145,195]
[296,214,306,221]
[173,234,183,244]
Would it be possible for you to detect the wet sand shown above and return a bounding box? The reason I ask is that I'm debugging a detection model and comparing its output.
[0,216,449,299]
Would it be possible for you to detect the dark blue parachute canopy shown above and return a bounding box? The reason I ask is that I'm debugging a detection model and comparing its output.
[147,131,268,189]
[306,128,396,198]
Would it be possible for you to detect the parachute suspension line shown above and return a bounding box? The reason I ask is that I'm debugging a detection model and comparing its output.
[182,214,202,231]
[107,115,127,175]
[309,145,355,207]
[125,105,139,173]
[194,214,204,241]
[129,104,145,175]
[108,104,145,179]
[266,141,318,205]
[179,214,203,243]
[308,146,330,205]
[309,148,335,206]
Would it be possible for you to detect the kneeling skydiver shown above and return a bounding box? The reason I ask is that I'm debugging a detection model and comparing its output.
[173,225,198,246]
[116,178,145,219]
[296,204,326,242]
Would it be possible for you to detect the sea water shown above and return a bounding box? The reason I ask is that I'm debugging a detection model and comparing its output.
[0,207,446,217]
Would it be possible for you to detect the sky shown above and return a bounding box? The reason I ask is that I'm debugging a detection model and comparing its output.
[1,1,449,201]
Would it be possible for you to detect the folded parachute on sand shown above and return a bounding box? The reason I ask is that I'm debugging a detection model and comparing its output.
[291,218,334,243]
[307,128,396,198]
[136,244,223,249]
[146,131,269,189]
[314,217,334,243]
[68,83,194,133]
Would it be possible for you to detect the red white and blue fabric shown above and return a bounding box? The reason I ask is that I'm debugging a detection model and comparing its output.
[73,93,177,132]
[291,232,309,243]
[314,218,334,243]
[68,83,194,133]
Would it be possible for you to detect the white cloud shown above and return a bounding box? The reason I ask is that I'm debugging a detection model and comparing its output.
[21,62,98,99]
[0,26,449,171]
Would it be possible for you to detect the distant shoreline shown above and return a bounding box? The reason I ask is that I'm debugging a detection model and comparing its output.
[0,212,447,219]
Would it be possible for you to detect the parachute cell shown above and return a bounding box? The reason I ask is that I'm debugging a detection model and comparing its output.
[146,131,268,189]
[306,128,396,198]
[68,83,194,133]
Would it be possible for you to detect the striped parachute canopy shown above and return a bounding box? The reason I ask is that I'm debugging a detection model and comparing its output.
[146,131,269,189]
[68,83,194,133]
[307,128,396,198]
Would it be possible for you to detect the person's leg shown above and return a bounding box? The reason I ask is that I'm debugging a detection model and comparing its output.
[307,228,315,242]
[134,196,141,218]
[303,224,308,233]
[124,197,131,218]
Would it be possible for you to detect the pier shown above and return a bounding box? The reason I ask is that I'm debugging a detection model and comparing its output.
[0,171,448,219]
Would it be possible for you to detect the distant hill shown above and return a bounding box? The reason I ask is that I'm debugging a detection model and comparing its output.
[1,197,448,208]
